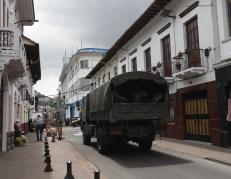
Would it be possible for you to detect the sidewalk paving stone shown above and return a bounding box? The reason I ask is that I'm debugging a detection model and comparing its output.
[0,132,106,179]
[154,137,231,166]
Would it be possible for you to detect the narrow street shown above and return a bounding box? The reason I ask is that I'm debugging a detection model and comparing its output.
[63,127,231,179]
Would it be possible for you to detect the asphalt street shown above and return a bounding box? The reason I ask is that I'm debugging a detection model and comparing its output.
[63,127,231,179]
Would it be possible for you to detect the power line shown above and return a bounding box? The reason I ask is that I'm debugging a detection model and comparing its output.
[45,83,93,97]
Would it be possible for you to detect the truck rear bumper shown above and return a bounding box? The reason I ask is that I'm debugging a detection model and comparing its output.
[109,125,154,138]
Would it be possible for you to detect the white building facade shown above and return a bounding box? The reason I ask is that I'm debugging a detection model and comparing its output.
[0,0,40,152]
[86,0,231,147]
[59,48,107,121]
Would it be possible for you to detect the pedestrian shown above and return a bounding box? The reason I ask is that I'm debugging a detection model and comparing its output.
[34,115,44,141]
[14,119,22,143]
[57,118,63,140]
[28,118,34,132]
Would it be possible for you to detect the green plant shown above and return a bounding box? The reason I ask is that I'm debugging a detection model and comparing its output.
[15,136,27,147]
[20,136,27,143]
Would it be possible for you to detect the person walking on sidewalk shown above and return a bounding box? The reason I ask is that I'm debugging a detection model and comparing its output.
[14,119,22,143]
[34,115,44,141]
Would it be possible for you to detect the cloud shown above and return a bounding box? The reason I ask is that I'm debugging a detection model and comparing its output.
[24,0,153,96]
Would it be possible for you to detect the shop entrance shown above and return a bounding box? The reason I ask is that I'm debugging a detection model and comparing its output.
[225,82,231,146]
[183,91,210,142]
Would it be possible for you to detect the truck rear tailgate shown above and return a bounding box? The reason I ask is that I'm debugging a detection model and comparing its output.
[111,103,167,121]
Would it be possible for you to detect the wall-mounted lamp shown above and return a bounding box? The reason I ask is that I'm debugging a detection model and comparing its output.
[204,47,211,57]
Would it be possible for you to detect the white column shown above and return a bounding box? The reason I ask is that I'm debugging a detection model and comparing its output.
[3,0,6,27]
[2,86,9,152]
[0,0,2,27]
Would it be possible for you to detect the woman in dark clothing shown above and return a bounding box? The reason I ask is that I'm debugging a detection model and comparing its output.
[14,119,22,143]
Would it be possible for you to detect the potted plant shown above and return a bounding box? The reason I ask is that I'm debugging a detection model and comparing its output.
[175,62,181,70]
[15,136,27,147]
[152,66,157,72]
[157,62,162,68]
[178,51,183,58]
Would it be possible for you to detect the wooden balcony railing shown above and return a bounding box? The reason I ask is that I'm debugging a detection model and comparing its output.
[0,27,14,48]
[0,27,27,71]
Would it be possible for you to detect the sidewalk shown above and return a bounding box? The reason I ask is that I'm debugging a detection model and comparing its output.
[0,132,105,179]
[154,137,231,166]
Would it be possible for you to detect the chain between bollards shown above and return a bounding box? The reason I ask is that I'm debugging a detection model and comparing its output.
[64,161,75,179]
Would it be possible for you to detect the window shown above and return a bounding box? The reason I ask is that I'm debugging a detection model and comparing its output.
[227,0,231,35]
[121,64,126,74]
[185,16,201,67]
[114,66,118,76]
[98,78,100,86]
[144,48,151,72]
[103,74,105,83]
[80,60,88,69]
[162,35,172,77]
[108,72,111,80]
[131,57,137,71]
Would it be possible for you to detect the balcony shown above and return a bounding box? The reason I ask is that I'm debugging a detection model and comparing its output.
[172,49,207,79]
[0,27,27,79]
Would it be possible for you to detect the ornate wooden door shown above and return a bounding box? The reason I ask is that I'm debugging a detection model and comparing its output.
[184,91,210,142]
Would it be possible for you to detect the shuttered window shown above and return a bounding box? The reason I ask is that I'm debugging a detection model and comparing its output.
[162,35,172,77]
[186,16,199,50]
[131,57,137,72]
[144,48,151,72]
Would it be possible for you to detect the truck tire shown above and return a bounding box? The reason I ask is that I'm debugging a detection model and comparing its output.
[139,140,153,151]
[83,133,91,145]
[97,134,108,154]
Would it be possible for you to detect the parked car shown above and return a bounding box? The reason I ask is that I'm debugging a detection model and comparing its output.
[71,117,81,127]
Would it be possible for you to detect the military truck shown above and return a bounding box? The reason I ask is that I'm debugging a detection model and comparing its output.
[81,71,169,154]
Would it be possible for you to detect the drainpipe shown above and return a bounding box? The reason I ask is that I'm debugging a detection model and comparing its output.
[3,0,5,27]
[211,0,221,67]
[0,0,2,27]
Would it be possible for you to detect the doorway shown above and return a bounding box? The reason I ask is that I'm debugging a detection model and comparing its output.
[183,91,210,142]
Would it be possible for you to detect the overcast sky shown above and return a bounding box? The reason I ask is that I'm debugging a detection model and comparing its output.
[24,0,153,96]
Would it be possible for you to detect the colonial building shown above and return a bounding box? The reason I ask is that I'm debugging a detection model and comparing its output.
[59,48,107,121]
[0,0,40,152]
[213,0,231,147]
[86,0,230,147]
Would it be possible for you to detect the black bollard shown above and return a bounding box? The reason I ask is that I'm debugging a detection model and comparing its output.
[94,170,100,179]
[51,134,56,143]
[44,155,53,172]
[44,154,48,163]
[64,161,75,179]
[44,140,49,146]
[44,144,49,150]
[44,149,50,157]
[44,146,49,153]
